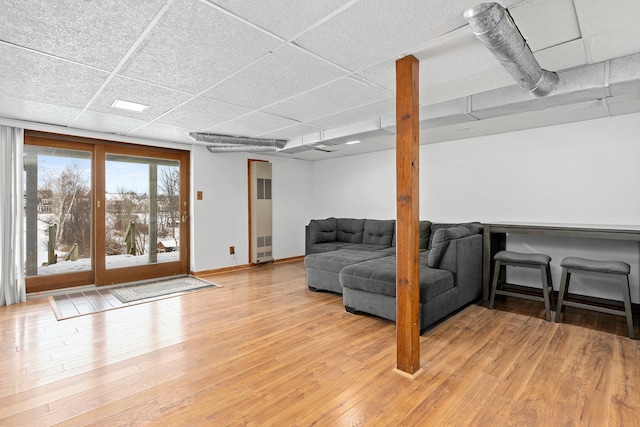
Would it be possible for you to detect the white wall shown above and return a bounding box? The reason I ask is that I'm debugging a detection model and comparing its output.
[311,112,640,302]
[191,146,313,272]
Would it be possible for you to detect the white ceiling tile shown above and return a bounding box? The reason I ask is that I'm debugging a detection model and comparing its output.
[0,94,81,127]
[157,97,252,130]
[0,44,108,108]
[207,0,354,40]
[0,0,167,70]
[129,123,197,145]
[307,97,395,129]
[574,0,640,37]
[584,22,640,63]
[203,45,347,109]
[72,110,149,135]
[207,111,300,137]
[415,28,502,88]
[120,0,282,94]
[509,0,581,52]
[534,39,588,72]
[295,0,491,71]
[356,27,502,93]
[263,77,391,122]
[421,65,514,105]
[89,76,191,121]
[259,123,326,140]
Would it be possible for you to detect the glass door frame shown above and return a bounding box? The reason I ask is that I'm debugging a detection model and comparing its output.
[95,143,189,286]
[24,131,190,293]
[24,135,95,293]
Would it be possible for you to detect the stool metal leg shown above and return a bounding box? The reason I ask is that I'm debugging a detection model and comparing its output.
[539,264,552,321]
[555,267,569,323]
[620,275,636,339]
[489,259,502,310]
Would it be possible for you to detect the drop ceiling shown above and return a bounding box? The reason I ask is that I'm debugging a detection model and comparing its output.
[1,0,639,161]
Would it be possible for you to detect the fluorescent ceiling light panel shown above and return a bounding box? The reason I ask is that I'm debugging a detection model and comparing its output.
[345,140,361,145]
[111,99,149,112]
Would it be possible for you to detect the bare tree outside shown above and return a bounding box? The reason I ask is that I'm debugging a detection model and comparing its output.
[106,187,149,256]
[41,160,91,257]
[159,166,180,239]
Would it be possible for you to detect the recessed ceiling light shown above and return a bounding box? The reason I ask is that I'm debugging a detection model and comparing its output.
[111,99,149,112]
[345,140,361,145]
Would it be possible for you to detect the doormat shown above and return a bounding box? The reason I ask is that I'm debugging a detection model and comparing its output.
[111,276,220,303]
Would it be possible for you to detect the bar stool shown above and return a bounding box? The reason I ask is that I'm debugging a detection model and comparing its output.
[555,257,635,339]
[490,250,555,321]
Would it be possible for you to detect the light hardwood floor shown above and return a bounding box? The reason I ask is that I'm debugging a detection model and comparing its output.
[1,259,639,426]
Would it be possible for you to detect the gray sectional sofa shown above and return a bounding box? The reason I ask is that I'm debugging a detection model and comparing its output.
[304,218,483,332]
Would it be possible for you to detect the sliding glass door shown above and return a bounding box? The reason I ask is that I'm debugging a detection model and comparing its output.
[24,133,189,293]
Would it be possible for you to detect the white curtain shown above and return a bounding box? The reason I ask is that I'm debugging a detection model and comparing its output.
[0,126,26,306]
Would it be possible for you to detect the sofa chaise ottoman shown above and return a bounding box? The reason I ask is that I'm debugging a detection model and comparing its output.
[340,224,483,331]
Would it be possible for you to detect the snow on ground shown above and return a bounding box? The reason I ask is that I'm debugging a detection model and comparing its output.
[28,219,179,276]
[40,252,180,275]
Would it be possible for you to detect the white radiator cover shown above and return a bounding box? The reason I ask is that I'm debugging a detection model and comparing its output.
[250,161,273,264]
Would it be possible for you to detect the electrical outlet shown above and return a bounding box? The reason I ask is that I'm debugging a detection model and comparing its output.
[229,246,235,255]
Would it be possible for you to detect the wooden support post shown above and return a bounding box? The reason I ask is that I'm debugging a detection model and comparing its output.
[395,55,421,376]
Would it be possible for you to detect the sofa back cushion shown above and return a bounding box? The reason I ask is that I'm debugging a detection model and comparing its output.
[336,218,365,243]
[308,217,337,244]
[428,222,482,249]
[427,226,473,268]
[392,220,432,249]
[362,219,395,246]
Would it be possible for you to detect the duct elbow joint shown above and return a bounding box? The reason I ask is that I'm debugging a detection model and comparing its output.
[464,2,559,97]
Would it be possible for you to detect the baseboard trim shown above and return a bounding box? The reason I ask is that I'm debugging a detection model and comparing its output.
[192,255,304,277]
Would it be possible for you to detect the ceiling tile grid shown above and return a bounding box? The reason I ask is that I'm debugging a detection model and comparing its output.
[0,0,168,70]
[206,0,357,40]
[156,96,252,130]
[206,111,301,137]
[119,0,283,94]
[1,0,640,159]
[0,43,109,109]
[89,76,192,121]
[508,0,581,52]
[72,110,150,136]
[202,45,348,110]
[263,76,391,123]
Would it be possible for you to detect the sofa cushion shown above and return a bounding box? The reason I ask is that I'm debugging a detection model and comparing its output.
[392,220,432,249]
[336,218,365,243]
[304,248,387,274]
[362,219,395,246]
[427,226,472,268]
[339,256,454,302]
[308,217,337,244]
[428,222,482,249]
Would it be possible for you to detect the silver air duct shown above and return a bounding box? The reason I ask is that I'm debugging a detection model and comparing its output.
[189,132,287,153]
[463,2,559,97]
[206,145,283,153]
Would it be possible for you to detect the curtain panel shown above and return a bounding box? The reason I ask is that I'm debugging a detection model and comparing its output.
[0,126,26,306]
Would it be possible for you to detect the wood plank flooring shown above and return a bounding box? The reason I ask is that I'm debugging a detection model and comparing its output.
[1,259,639,426]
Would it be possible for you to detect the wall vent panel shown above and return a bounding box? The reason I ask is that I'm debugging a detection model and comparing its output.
[250,161,273,264]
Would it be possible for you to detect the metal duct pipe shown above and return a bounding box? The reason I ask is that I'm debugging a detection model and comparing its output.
[189,132,286,148]
[463,2,559,97]
[206,144,279,153]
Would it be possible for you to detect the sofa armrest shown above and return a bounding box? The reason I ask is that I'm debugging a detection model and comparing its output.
[305,225,312,255]
[437,234,482,302]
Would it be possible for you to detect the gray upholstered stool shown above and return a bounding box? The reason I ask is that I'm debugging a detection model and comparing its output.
[555,257,635,339]
[490,250,555,321]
